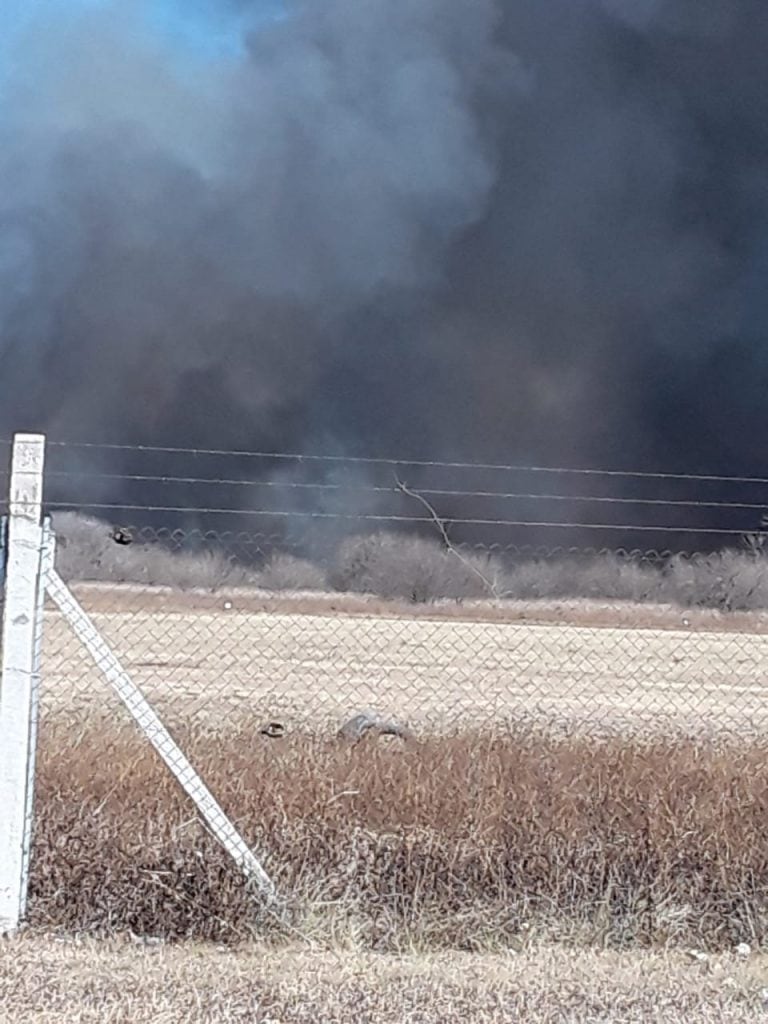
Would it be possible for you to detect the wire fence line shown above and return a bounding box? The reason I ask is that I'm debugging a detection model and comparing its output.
[5,438,768,740]
[35,437,768,486]
[6,436,768,542]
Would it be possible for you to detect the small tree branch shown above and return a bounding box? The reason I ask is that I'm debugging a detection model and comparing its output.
[395,476,500,599]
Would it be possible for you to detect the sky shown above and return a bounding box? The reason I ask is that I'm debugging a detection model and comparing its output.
[0,0,283,76]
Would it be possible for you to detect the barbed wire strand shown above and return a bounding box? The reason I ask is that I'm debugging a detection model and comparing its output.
[40,470,768,512]
[37,438,768,487]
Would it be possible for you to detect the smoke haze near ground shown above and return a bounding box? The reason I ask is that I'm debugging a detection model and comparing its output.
[1,0,768,544]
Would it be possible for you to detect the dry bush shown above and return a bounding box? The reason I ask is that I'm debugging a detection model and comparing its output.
[486,549,768,612]
[660,551,768,612]
[502,553,660,603]
[52,512,259,590]
[330,532,503,603]
[52,511,115,579]
[29,719,768,950]
[49,512,768,610]
[256,551,328,592]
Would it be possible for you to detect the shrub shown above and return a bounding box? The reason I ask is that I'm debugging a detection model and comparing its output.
[257,552,328,592]
[660,550,768,612]
[51,511,258,590]
[502,553,660,603]
[330,532,504,603]
[48,512,768,610]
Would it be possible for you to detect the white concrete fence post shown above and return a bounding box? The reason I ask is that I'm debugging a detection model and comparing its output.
[0,433,46,935]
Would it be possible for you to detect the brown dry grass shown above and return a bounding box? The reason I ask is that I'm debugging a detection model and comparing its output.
[27,722,768,951]
[3,934,768,1023]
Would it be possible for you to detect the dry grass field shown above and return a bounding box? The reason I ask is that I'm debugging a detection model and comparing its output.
[4,581,768,1019]
[39,583,768,735]
[28,721,768,947]
[4,935,768,1023]
[14,579,768,1021]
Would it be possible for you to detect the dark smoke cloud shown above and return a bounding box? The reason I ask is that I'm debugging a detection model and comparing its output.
[0,0,517,442]
[2,0,768,547]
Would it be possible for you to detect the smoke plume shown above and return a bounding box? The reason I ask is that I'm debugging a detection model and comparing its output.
[2,0,768,546]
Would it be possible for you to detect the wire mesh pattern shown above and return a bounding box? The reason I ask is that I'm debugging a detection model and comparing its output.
[6,438,768,740]
[37,571,768,739]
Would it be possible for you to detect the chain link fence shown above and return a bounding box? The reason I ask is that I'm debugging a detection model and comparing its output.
[5,438,768,740]
[39,521,768,741]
